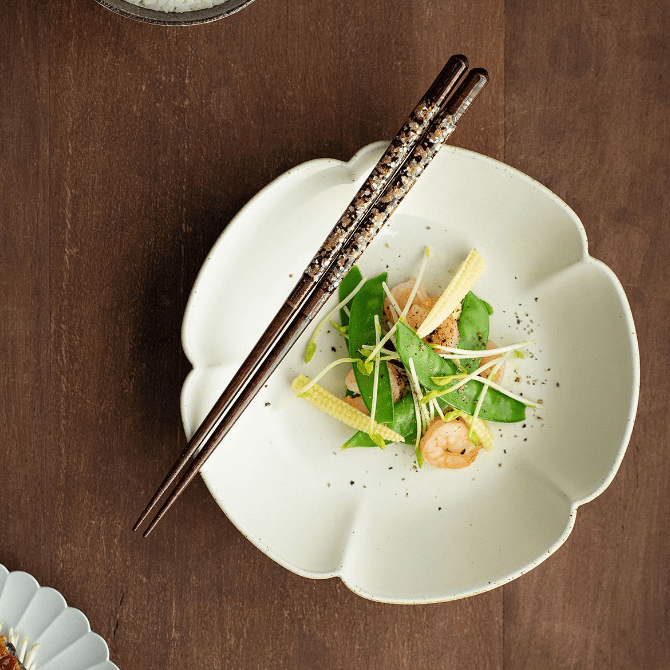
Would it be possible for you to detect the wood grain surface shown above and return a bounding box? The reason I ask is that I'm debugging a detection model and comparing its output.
[1,1,667,668]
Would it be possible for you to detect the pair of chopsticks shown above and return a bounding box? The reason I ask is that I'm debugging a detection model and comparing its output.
[134,55,488,537]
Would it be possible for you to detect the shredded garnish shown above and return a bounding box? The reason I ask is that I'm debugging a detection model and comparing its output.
[430,373,467,386]
[297,357,360,395]
[305,274,367,362]
[405,357,428,467]
[360,343,399,358]
[470,374,539,407]
[431,340,533,358]
[399,247,431,322]
[364,323,398,364]
[382,281,402,322]
[431,398,446,421]
[469,359,503,439]
[408,357,430,427]
[369,315,382,433]
[422,356,507,402]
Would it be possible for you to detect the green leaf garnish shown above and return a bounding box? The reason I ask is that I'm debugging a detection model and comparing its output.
[415,444,424,467]
[420,389,449,404]
[304,341,317,363]
[431,374,466,386]
[330,321,349,337]
[356,359,373,376]
[369,433,387,450]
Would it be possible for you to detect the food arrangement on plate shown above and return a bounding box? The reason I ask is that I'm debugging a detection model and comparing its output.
[293,248,537,469]
[180,141,638,603]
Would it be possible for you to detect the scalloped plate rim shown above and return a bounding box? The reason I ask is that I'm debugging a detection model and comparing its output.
[180,142,639,603]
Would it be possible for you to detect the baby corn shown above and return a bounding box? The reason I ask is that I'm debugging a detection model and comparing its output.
[416,249,485,339]
[461,414,494,451]
[292,374,404,443]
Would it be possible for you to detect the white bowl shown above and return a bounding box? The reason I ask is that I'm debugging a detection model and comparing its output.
[180,142,639,603]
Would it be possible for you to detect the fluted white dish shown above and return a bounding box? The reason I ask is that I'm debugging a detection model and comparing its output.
[180,142,639,603]
[0,565,119,670]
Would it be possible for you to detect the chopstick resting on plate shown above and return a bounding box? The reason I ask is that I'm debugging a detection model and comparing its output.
[134,57,488,537]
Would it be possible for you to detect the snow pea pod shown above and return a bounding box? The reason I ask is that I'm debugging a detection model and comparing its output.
[342,394,416,448]
[395,321,525,423]
[343,387,466,448]
[457,291,491,372]
[347,273,394,423]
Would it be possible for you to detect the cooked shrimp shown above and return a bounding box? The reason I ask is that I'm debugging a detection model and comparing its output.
[384,279,460,348]
[403,296,459,349]
[343,394,370,415]
[404,302,431,332]
[479,340,505,383]
[345,363,406,405]
[415,296,460,349]
[420,417,481,469]
[383,278,430,324]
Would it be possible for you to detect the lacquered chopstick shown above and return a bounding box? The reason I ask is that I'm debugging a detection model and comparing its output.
[133,56,468,534]
[137,67,489,537]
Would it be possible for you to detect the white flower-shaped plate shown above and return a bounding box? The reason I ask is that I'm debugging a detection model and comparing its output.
[0,564,119,669]
[181,142,639,603]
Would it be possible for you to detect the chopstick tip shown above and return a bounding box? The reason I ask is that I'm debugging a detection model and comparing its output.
[470,67,489,82]
[426,55,469,105]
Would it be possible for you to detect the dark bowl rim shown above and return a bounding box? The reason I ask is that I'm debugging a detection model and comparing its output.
[94,0,257,25]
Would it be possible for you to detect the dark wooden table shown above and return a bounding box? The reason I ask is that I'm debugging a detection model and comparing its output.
[2,1,667,668]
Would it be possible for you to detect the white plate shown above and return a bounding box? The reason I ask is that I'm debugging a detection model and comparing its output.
[180,142,639,603]
[0,564,119,669]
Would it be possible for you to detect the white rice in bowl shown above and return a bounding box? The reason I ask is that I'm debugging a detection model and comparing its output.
[124,0,228,12]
